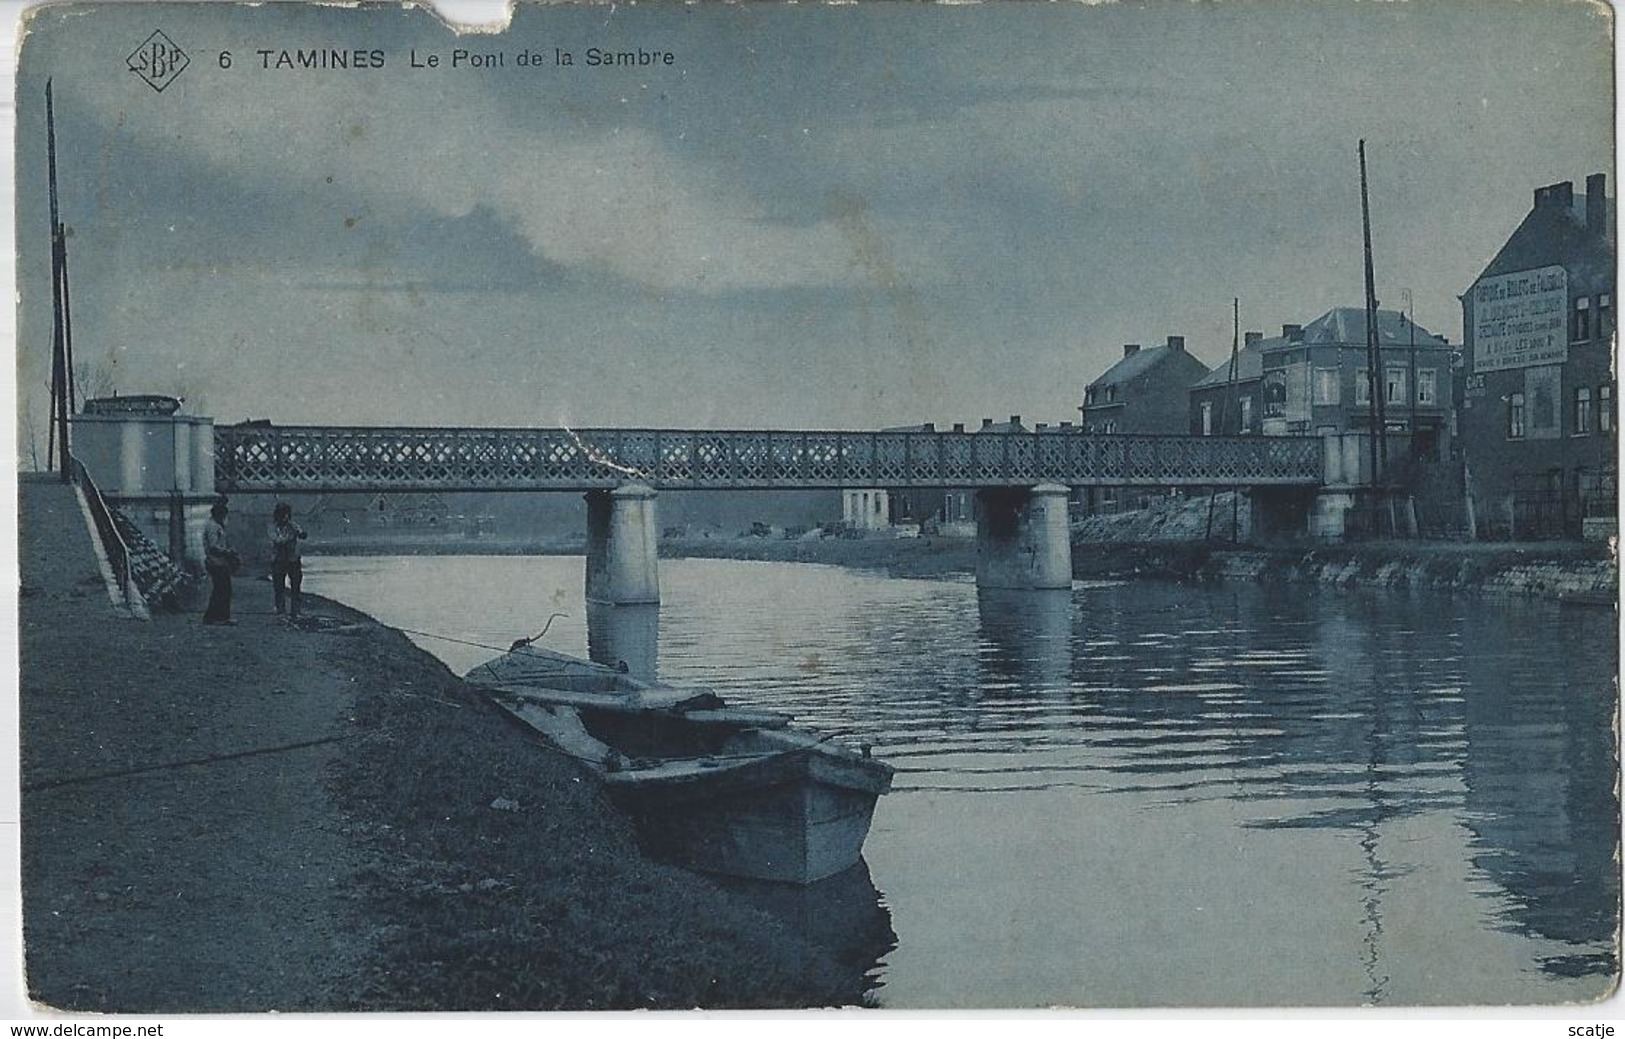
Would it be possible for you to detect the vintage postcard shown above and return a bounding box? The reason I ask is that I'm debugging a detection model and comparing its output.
[8,0,1619,1023]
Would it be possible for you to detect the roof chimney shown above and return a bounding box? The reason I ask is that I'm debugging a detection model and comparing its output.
[981,418,994,429]
[1534,180,1574,212]
[1059,421,1073,429]
[952,422,965,433]
[1009,415,1021,427]
[1123,343,1141,358]
[1035,422,1049,431]
[1244,331,1262,346]
[1283,324,1303,341]
[1587,172,1607,231]
[1166,335,1185,352]
[922,422,935,432]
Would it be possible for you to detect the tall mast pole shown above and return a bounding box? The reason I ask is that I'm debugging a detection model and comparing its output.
[1226,297,1241,434]
[1407,291,1417,458]
[1359,140,1384,493]
[47,79,71,480]
[1205,299,1242,543]
[1230,297,1241,538]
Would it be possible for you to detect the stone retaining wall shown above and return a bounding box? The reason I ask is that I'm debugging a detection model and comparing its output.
[1198,549,1617,600]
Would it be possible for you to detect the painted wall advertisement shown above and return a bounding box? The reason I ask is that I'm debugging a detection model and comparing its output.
[1472,264,1568,372]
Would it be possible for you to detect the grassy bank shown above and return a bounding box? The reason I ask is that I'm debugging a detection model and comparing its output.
[20,472,873,1011]
[322,601,867,1010]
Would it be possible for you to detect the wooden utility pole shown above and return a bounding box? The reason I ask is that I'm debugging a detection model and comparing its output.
[1407,292,1418,457]
[1209,295,1241,546]
[1229,298,1241,538]
[1359,140,1385,512]
[46,79,75,479]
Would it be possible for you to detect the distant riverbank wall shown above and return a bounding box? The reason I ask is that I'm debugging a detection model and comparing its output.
[1070,491,1616,600]
[269,500,1615,603]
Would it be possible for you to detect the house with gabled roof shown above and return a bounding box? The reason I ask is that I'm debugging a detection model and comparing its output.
[1460,174,1615,539]
[1247,308,1455,458]
[1189,330,1269,437]
[1079,335,1212,435]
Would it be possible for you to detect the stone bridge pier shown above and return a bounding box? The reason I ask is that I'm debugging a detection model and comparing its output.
[973,483,1073,591]
[585,482,661,606]
[68,406,217,566]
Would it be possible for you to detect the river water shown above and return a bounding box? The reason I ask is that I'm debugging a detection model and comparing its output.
[304,554,1619,1008]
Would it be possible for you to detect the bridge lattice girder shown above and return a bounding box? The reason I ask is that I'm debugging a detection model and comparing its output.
[213,426,1325,493]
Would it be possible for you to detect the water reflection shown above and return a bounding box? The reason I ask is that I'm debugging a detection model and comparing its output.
[586,601,660,681]
[304,555,1620,1006]
[713,860,897,1004]
[1456,606,1619,979]
[976,588,1072,694]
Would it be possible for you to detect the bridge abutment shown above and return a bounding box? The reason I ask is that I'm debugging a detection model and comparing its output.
[585,482,661,606]
[70,409,217,567]
[974,483,1072,590]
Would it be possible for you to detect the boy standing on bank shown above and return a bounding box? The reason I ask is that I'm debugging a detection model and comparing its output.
[270,503,308,621]
[202,500,239,625]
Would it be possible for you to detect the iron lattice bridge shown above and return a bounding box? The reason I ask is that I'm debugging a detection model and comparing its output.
[213,426,1325,493]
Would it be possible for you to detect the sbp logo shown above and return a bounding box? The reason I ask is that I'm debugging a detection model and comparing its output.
[127,30,189,92]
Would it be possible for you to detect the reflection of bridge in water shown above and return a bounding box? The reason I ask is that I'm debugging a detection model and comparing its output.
[72,413,1383,604]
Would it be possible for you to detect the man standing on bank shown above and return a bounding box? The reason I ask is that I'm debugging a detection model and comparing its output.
[202,500,239,625]
[269,503,308,620]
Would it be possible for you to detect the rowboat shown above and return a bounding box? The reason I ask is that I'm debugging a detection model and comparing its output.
[466,646,893,885]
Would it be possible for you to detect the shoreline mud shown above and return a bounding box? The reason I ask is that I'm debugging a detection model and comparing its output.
[19,481,876,1012]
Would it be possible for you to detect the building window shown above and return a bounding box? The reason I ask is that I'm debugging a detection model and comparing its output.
[1385,367,1408,406]
[1313,368,1340,405]
[1509,392,1526,439]
[1575,386,1593,435]
[1600,293,1613,338]
[1200,401,1213,436]
[1102,420,1117,434]
[1355,369,1370,406]
[1240,396,1253,432]
[1085,388,1094,406]
[1573,296,1592,341]
[1602,384,1613,432]
[1417,369,1437,406]
[1105,386,1117,403]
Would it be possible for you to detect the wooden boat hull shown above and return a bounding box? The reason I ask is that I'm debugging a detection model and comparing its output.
[471,650,893,885]
[605,738,890,885]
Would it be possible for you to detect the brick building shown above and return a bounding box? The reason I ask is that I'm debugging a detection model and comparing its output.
[1189,330,1267,436]
[1247,308,1455,460]
[1080,335,1212,434]
[1079,335,1212,512]
[1459,174,1615,539]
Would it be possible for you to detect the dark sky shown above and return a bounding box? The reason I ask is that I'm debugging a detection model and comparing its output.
[12,0,1615,436]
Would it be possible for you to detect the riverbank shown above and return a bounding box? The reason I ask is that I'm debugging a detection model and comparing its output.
[309,530,1616,601]
[666,533,1617,601]
[1194,540,1617,600]
[18,481,868,1012]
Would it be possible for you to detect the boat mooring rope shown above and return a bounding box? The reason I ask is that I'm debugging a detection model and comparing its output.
[22,734,361,794]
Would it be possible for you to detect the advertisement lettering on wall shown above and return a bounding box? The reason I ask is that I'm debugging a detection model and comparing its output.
[1473,264,1569,372]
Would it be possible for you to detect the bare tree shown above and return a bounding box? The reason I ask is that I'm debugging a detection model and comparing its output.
[73,359,117,406]
[19,391,43,471]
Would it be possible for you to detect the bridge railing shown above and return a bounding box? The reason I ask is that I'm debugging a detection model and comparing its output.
[214,425,1324,492]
